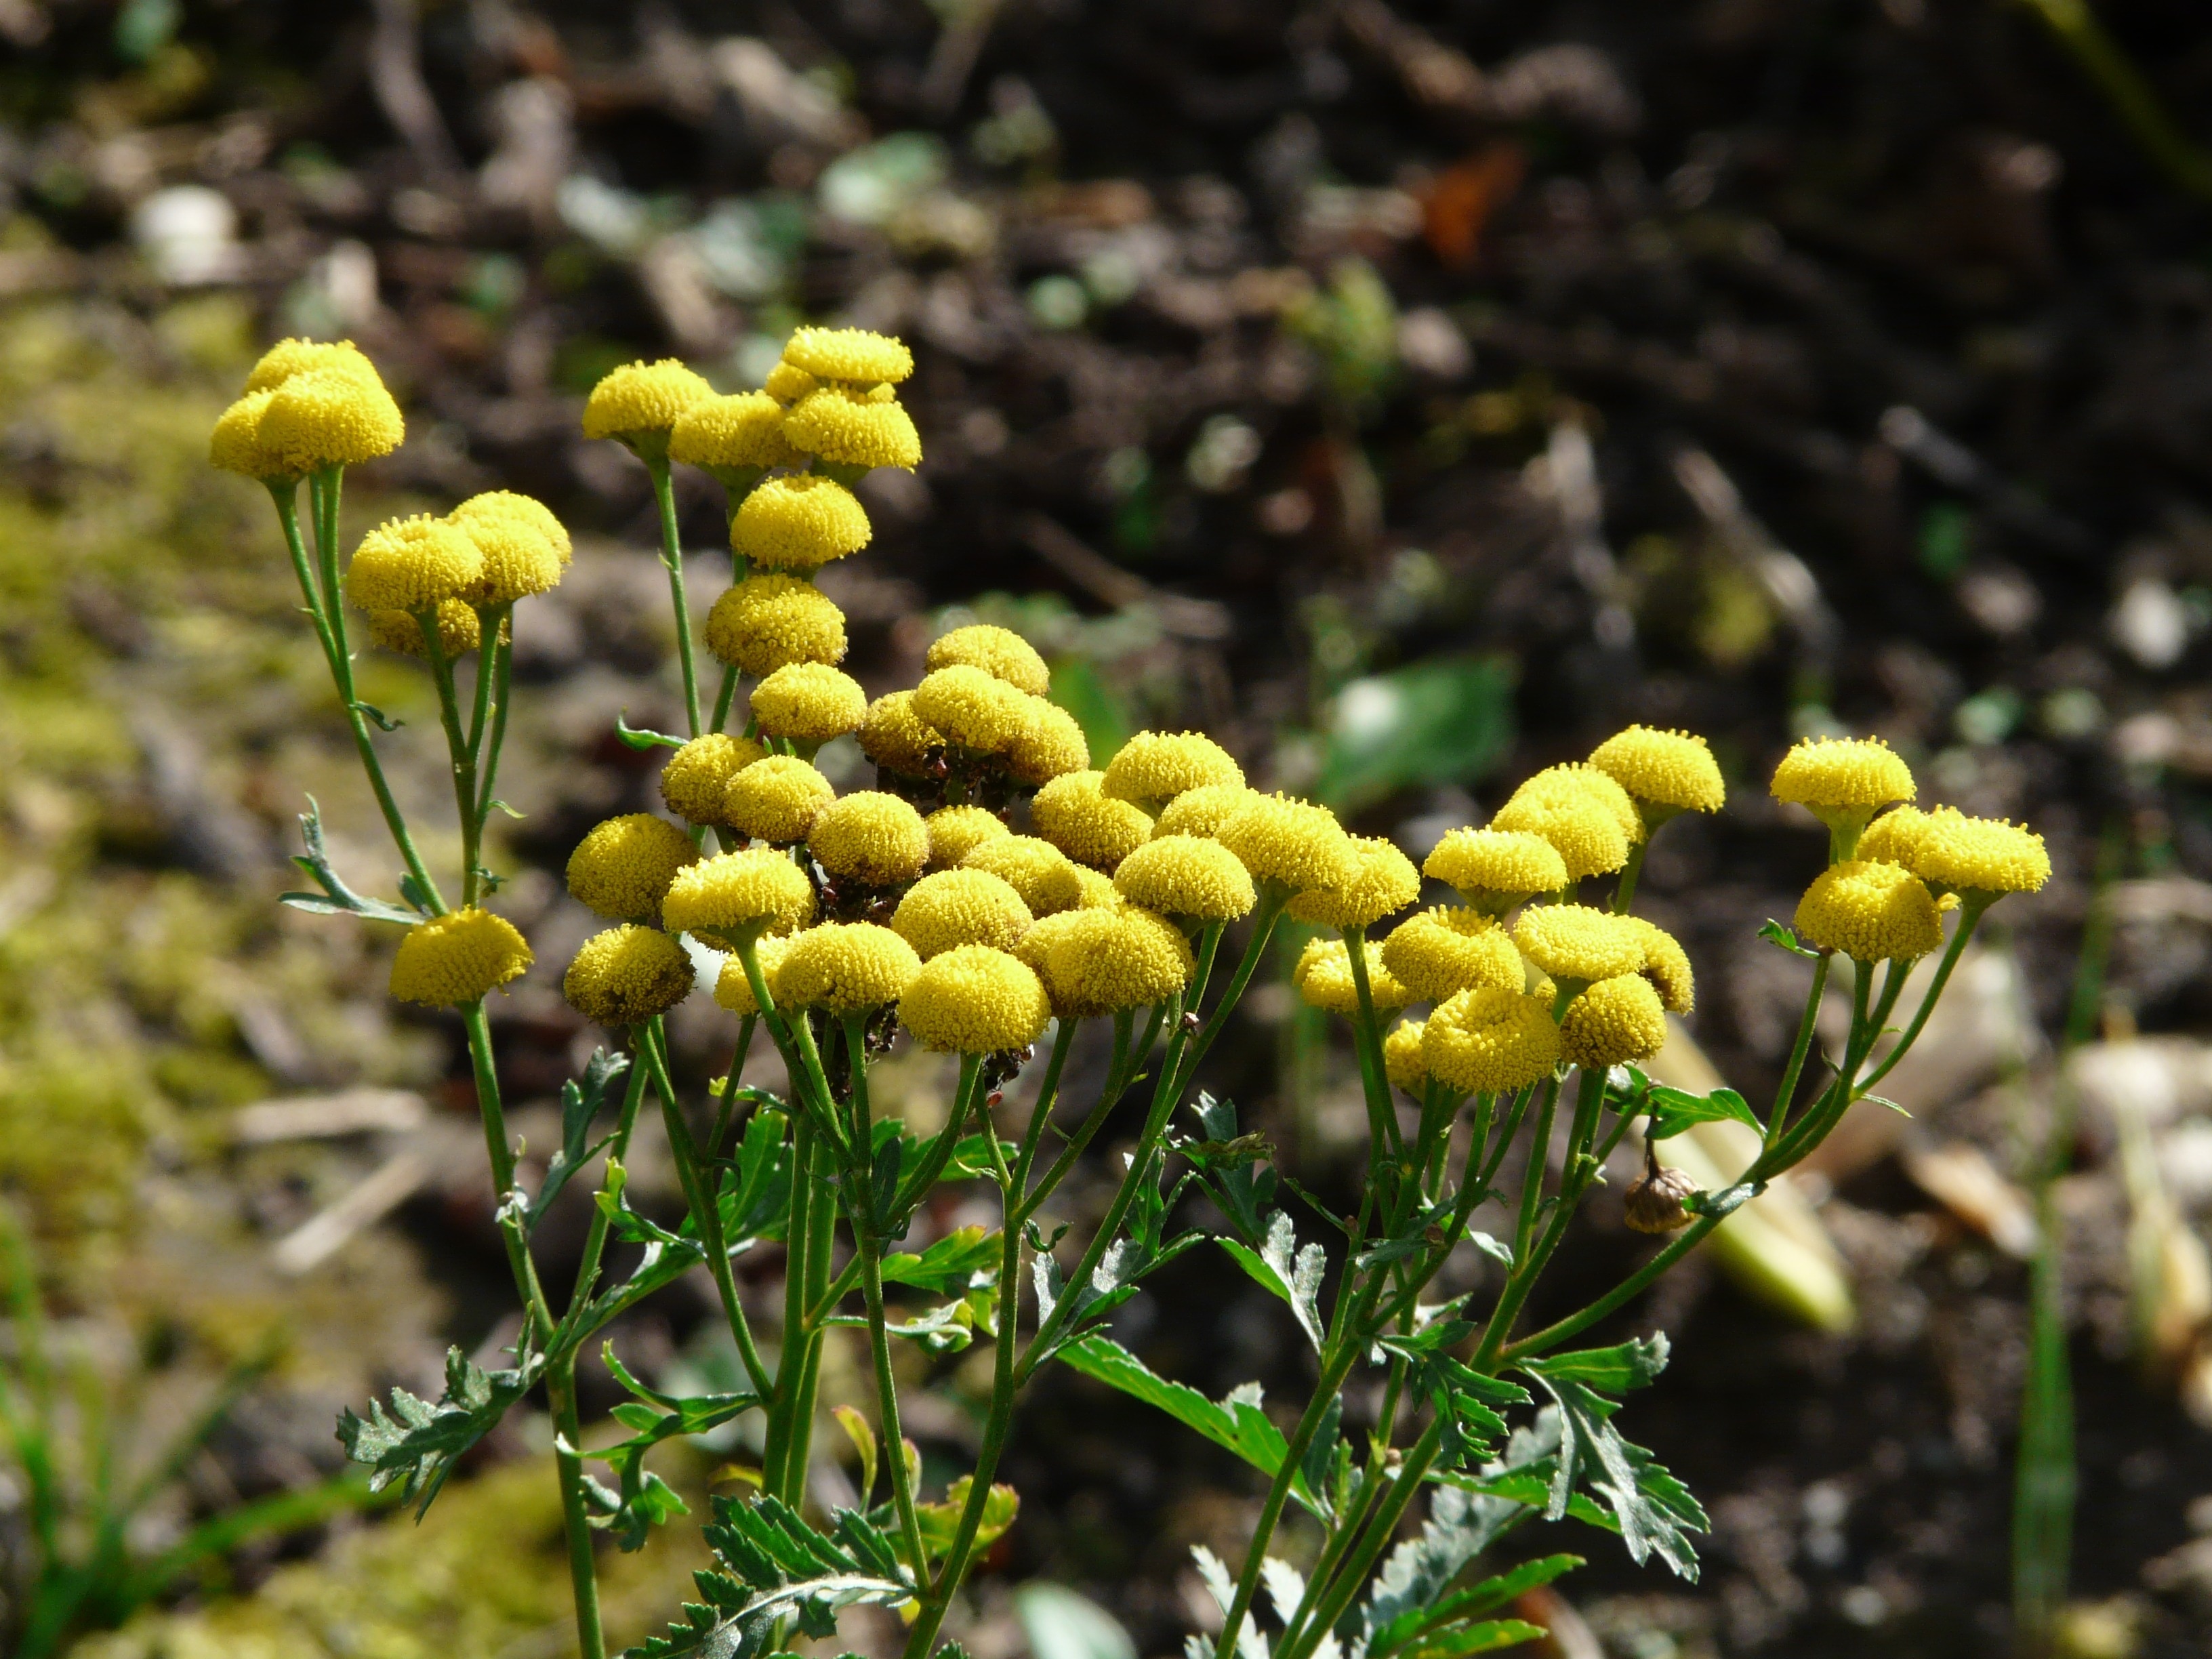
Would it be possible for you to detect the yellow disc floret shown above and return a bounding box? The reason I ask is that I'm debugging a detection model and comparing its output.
[1490,766,1635,882]
[926,806,1009,870]
[670,390,803,472]
[856,693,940,781]
[912,665,1033,755]
[899,944,1052,1052]
[1559,974,1669,1069]
[1900,806,2051,897]
[775,922,922,1012]
[763,362,817,402]
[564,924,695,1025]
[1513,904,1646,985]
[783,386,922,470]
[344,515,484,614]
[368,598,480,659]
[1589,726,1726,817]
[1036,906,1193,1018]
[705,573,848,676]
[567,813,700,922]
[661,733,766,826]
[927,624,1050,697]
[749,662,867,745]
[1854,804,1927,867]
[1102,731,1246,806]
[1624,916,1695,1015]
[1422,828,1570,912]
[963,836,1084,916]
[725,756,836,845]
[781,326,915,386]
[1795,860,1942,962]
[1008,701,1091,785]
[1287,835,1422,930]
[732,474,872,573]
[1216,793,1358,893]
[1771,736,1916,812]
[1384,1019,1429,1094]
[209,390,291,479]
[1113,835,1257,922]
[1380,906,1526,1002]
[1293,937,1413,1015]
[663,848,816,944]
[713,934,792,1017]
[389,907,533,1006]
[449,493,563,602]
[243,337,383,394]
[1153,784,1255,840]
[1031,771,1154,871]
[582,359,714,441]
[808,791,930,887]
[258,367,405,472]
[1423,987,1562,1095]
[893,869,1033,959]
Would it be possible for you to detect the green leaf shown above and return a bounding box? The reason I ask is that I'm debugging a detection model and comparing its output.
[881,1225,1000,1294]
[1174,1092,1277,1244]
[832,1404,878,1507]
[1399,1620,1549,1658]
[590,1343,763,1551]
[1759,918,1818,958]
[280,797,425,926]
[1368,1554,1582,1656]
[337,1345,540,1517]
[1014,1582,1136,1659]
[616,712,687,751]
[1643,1086,1761,1141]
[1315,655,1515,813]
[529,1048,629,1231]
[350,699,403,731]
[1517,1333,1669,1395]
[1519,1374,1707,1578]
[1218,1210,1326,1351]
[718,1109,794,1246]
[912,1475,1018,1565]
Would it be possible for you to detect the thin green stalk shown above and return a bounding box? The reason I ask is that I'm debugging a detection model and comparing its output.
[473,618,515,822]
[1610,839,1648,914]
[649,461,703,737]
[1860,903,1986,1092]
[1765,951,1833,1151]
[765,1114,816,1502]
[787,1128,838,1504]
[419,615,484,905]
[711,662,740,734]
[1279,1415,1447,1659]
[1475,1070,1597,1368]
[566,1048,654,1319]
[1011,1012,1135,1225]
[459,1004,549,1334]
[1180,888,1291,1082]
[1013,1019,1078,1192]
[1341,927,1402,1158]
[895,1054,987,1216]
[708,1017,760,1161]
[857,1237,930,1577]
[544,1358,608,1659]
[2015,0,2212,203]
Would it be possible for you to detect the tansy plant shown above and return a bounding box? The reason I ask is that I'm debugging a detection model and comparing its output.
[210,329,2049,1659]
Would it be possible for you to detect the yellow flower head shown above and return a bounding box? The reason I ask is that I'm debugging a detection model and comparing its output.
[1513,904,1645,985]
[732,474,873,573]
[1589,726,1726,817]
[1380,906,1525,1003]
[663,848,816,945]
[1073,866,1123,908]
[775,921,922,1012]
[1422,827,1569,912]
[368,598,480,659]
[1854,804,1926,867]
[1771,736,1916,813]
[783,386,922,470]
[704,573,848,676]
[1384,1019,1429,1094]
[1102,731,1246,806]
[1287,836,1422,930]
[912,665,1033,755]
[1153,783,1256,840]
[1113,834,1257,922]
[1898,806,2050,897]
[1031,771,1154,872]
[726,756,836,845]
[808,791,930,887]
[1008,701,1092,785]
[344,515,483,614]
[1560,973,1669,1069]
[209,390,291,478]
[582,359,714,442]
[244,337,382,394]
[460,489,570,563]
[714,934,792,1017]
[963,836,1085,916]
[258,367,405,472]
[449,493,564,603]
[763,362,818,402]
[389,907,533,1006]
[900,944,1052,1052]
[1423,987,1562,1095]
[1490,766,1635,882]
[1624,915,1695,1015]
[1216,793,1358,894]
[926,805,1009,870]
[670,391,803,473]
[1032,905,1193,1018]
[927,624,1050,697]
[661,733,766,826]
[781,326,915,386]
[565,924,695,1025]
[1795,860,1942,962]
[1294,936,1413,1016]
[568,813,700,922]
[858,691,944,779]
[893,868,1033,959]
[749,662,867,745]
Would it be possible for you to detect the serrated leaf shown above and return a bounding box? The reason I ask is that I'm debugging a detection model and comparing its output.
[1219,1210,1326,1352]
[880,1225,1000,1294]
[281,797,424,926]
[337,1345,539,1517]
[718,1109,794,1247]
[616,712,687,751]
[529,1049,629,1231]
[1759,917,1818,958]
[912,1475,1018,1565]
[1519,1375,1708,1578]
[1367,1554,1582,1658]
[1642,1086,1761,1141]
[833,1404,878,1505]
[1175,1092,1277,1244]
[1516,1333,1669,1395]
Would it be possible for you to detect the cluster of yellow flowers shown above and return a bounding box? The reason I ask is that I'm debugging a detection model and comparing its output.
[208,339,406,480]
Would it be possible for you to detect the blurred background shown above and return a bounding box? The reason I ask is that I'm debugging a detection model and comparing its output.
[3,0,2212,1654]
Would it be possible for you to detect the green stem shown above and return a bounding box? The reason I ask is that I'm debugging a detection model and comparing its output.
[1858,904,1986,1092]
[1279,1415,1446,1659]
[711,661,741,735]
[1765,951,1833,1151]
[766,1113,815,1502]
[1341,927,1402,1158]
[473,613,515,822]
[544,1357,608,1659]
[857,1235,930,1578]
[1610,840,1648,914]
[1180,888,1290,1082]
[566,1050,653,1315]
[649,460,703,737]
[708,1016,760,1161]
[419,613,483,905]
